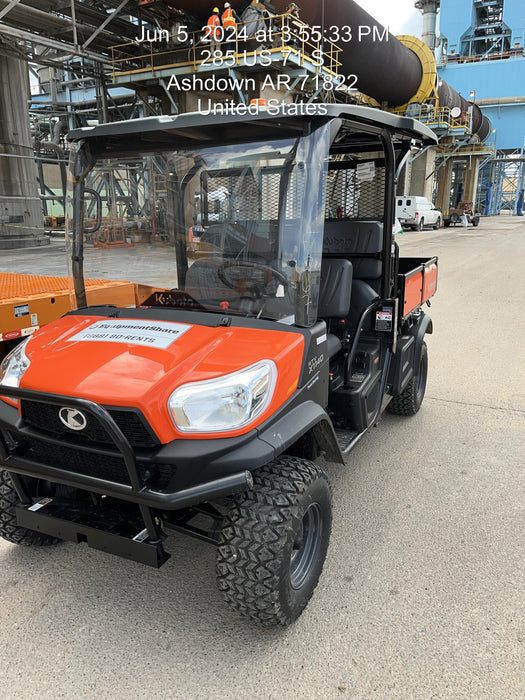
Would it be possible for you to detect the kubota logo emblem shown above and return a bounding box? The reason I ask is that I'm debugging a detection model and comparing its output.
[59,407,88,431]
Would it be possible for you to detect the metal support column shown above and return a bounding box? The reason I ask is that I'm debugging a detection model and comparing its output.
[0,55,46,249]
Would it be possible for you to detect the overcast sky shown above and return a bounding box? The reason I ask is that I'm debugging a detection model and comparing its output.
[353,0,423,36]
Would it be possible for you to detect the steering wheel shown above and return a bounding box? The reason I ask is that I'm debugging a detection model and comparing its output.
[218,261,289,298]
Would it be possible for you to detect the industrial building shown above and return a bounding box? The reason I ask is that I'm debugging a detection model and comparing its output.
[0,0,523,251]
[437,0,525,215]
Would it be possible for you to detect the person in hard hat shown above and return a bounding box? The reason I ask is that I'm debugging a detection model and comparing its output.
[205,7,222,49]
[284,2,300,18]
[222,2,241,53]
[280,3,300,47]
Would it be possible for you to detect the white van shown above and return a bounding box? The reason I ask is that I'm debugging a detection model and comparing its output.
[396,196,442,230]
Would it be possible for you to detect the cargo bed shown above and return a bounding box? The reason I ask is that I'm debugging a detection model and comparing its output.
[397,257,438,319]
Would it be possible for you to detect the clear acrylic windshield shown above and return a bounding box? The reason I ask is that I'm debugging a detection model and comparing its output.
[67,126,330,326]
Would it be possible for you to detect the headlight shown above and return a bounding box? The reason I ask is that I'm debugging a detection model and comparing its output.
[0,338,31,388]
[168,360,276,433]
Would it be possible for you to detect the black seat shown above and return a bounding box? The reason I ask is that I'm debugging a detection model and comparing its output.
[322,220,383,329]
[319,257,353,357]
[323,219,383,292]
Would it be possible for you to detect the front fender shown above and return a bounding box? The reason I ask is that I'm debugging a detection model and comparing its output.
[257,400,344,464]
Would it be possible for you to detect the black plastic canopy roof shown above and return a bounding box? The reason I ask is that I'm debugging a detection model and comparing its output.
[68,104,437,156]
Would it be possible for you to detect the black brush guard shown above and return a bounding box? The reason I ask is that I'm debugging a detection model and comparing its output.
[0,387,253,567]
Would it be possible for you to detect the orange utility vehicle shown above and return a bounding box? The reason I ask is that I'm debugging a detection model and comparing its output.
[0,106,438,626]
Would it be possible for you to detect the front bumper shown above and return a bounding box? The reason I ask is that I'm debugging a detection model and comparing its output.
[0,387,268,511]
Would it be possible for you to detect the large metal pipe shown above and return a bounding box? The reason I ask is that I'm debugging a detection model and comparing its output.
[175,0,423,105]
[281,0,491,138]
[287,0,424,106]
[171,0,490,138]
[437,79,491,141]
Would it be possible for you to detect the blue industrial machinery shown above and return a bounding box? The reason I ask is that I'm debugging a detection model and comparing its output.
[438,0,525,214]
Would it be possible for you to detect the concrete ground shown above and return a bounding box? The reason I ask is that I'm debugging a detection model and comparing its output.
[0,216,524,699]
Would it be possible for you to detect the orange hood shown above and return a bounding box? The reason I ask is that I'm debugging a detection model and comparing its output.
[20,314,304,443]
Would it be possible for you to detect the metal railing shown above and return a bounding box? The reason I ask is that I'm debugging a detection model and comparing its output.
[440,47,524,66]
[393,104,476,134]
[110,14,342,81]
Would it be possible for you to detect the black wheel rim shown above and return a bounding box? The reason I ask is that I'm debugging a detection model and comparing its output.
[417,362,425,395]
[290,503,322,590]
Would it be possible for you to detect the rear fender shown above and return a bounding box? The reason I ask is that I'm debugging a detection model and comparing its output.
[389,312,433,396]
[415,312,433,355]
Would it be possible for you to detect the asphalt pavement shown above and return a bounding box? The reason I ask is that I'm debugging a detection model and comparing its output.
[0,216,523,699]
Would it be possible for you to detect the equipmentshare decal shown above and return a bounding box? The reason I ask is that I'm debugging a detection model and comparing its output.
[67,319,191,349]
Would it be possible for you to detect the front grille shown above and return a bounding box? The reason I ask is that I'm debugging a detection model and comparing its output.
[27,437,132,484]
[21,400,158,448]
[15,400,175,490]
[110,409,157,447]
[24,437,175,489]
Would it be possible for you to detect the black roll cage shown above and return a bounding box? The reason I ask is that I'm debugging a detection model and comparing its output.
[67,106,436,313]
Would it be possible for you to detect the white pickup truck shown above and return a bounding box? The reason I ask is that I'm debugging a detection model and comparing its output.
[396,196,442,231]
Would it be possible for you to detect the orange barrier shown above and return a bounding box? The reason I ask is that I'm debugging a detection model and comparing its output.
[0,272,137,346]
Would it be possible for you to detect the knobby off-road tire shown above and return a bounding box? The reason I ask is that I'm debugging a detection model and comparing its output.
[216,457,332,626]
[0,470,60,546]
[387,341,428,416]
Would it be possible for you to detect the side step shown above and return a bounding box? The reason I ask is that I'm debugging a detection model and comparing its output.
[15,499,170,568]
[334,427,363,454]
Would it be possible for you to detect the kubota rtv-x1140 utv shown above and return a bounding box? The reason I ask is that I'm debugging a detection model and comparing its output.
[0,106,437,626]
